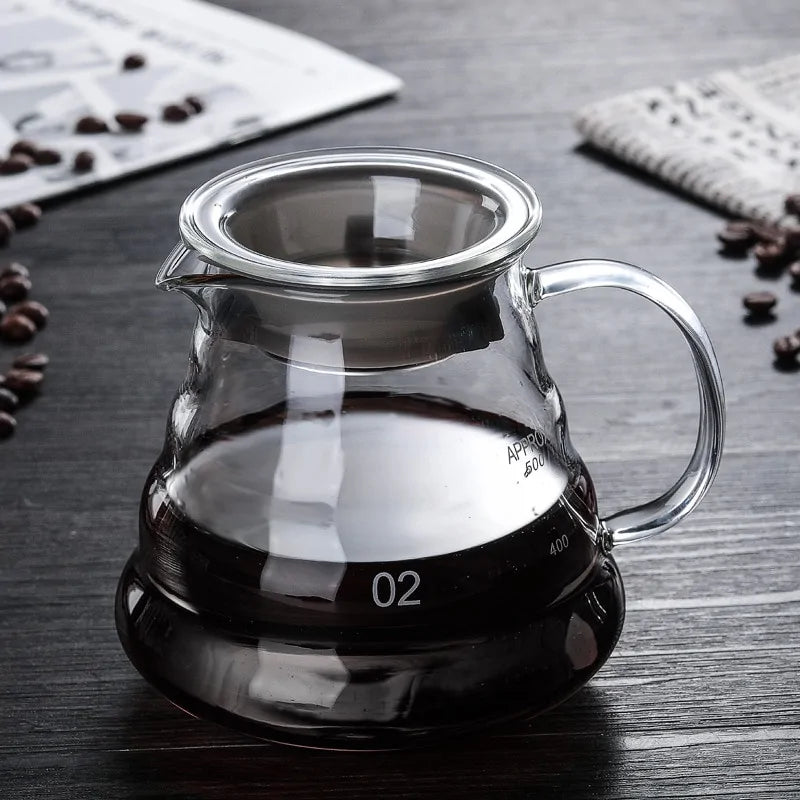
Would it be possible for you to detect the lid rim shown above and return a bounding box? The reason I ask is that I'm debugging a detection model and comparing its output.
[179,147,542,289]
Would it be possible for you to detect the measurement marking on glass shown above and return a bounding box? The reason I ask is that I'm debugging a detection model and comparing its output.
[550,534,569,556]
[372,570,421,607]
[523,453,545,478]
[507,430,546,463]
[508,430,548,479]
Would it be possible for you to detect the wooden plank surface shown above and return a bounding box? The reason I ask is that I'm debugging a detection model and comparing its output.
[1,0,799,797]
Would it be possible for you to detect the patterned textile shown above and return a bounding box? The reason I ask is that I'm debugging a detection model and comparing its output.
[575,55,800,222]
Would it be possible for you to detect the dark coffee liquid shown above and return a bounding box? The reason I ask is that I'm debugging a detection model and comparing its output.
[121,395,624,747]
[141,394,599,627]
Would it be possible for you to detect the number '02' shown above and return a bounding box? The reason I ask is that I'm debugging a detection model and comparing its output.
[372,571,421,607]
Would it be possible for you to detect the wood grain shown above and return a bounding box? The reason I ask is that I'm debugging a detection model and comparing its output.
[1,0,799,797]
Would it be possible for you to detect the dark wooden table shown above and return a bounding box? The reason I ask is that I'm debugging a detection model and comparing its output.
[2,1,799,797]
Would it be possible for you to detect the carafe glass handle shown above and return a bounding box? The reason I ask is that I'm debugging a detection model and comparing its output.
[527,258,725,547]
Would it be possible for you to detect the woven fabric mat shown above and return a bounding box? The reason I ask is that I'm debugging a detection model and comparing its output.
[575,55,800,223]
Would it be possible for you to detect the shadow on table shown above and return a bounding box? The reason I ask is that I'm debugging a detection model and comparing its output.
[109,682,624,799]
[574,142,726,220]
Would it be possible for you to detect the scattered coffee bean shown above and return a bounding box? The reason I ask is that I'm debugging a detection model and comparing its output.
[0,274,31,302]
[742,291,777,315]
[717,223,755,253]
[12,300,48,328]
[782,226,800,253]
[4,368,42,399]
[115,112,149,131]
[75,115,109,134]
[753,240,787,270]
[0,212,14,245]
[1,261,29,279]
[73,150,95,173]
[0,154,33,175]
[12,352,48,371]
[185,95,204,114]
[713,199,800,373]
[123,53,146,70]
[717,230,753,255]
[0,387,18,413]
[773,334,800,363]
[0,411,16,439]
[0,190,51,438]
[0,312,36,342]
[7,203,42,229]
[752,222,784,244]
[9,140,38,159]
[784,195,800,217]
[33,148,62,166]
[162,103,190,123]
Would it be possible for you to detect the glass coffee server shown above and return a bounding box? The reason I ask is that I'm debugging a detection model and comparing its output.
[116,148,725,749]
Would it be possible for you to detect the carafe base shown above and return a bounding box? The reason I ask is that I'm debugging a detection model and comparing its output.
[115,552,625,750]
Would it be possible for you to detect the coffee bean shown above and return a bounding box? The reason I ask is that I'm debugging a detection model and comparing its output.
[4,368,42,398]
[0,274,31,302]
[162,103,190,123]
[75,115,109,134]
[784,195,800,217]
[754,240,787,270]
[185,95,204,114]
[752,222,784,244]
[0,154,33,174]
[717,224,755,252]
[11,301,48,328]
[7,203,42,228]
[783,226,800,255]
[0,387,18,413]
[0,411,16,439]
[9,140,38,159]
[73,150,95,173]
[115,112,149,131]
[0,313,36,342]
[726,220,754,234]
[789,261,800,287]
[0,261,29,279]
[13,352,48,371]
[123,53,146,70]
[773,334,800,362]
[743,291,777,315]
[33,148,62,165]
[0,211,15,245]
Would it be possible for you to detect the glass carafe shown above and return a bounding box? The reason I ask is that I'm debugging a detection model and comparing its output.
[116,148,725,749]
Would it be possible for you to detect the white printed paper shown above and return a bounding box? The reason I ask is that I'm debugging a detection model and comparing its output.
[0,0,401,206]
[575,54,800,223]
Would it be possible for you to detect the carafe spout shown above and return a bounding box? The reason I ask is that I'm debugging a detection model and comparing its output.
[156,243,242,292]
[155,244,199,291]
